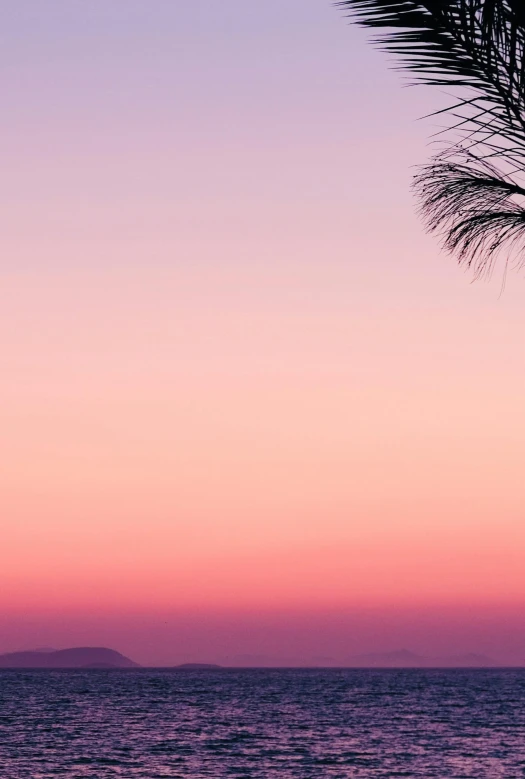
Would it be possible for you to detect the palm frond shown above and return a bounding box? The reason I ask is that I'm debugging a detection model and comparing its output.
[339,0,525,277]
[414,152,525,278]
[338,1,525,134]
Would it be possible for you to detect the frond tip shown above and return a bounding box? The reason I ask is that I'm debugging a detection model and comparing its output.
[413,155,525,279]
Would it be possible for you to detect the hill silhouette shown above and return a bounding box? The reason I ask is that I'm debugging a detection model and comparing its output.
[348,649,496,668]
[0,647,139,668]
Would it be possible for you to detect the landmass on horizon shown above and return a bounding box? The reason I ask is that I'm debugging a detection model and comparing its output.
[0,647,512,668]
[0,647,139,669]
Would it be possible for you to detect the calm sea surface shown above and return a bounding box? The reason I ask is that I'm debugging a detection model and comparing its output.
[1,668,524,778]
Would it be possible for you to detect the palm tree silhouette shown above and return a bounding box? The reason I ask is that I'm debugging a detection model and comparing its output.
[340,0,525,280]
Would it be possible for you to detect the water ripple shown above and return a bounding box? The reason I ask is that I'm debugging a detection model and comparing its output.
[0,669,524,777]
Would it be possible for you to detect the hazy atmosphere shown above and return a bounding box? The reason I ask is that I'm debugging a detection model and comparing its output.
[2,1,524,667]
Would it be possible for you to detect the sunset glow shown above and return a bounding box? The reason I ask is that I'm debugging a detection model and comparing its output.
[2,0,524,666]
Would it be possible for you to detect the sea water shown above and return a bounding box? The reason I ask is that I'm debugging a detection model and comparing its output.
[1,668,524,778]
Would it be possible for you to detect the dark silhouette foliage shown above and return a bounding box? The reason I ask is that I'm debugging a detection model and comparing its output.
[339,0,525,278]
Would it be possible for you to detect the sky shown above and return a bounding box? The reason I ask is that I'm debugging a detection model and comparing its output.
[1,1,524,666]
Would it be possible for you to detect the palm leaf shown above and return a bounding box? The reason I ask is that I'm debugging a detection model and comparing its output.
[414,152,525,277]
[339,0,525,277]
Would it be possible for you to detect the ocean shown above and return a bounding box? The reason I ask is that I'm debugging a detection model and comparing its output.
[1,668,524,778]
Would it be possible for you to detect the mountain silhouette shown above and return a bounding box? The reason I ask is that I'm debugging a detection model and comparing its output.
[0,647,139,668]
[348,649,497,668]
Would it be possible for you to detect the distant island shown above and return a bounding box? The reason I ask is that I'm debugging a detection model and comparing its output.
[346,649,496,668]
[0,647,139,669]
[173,663,222,670]
[0,647,504,669]
[217,650,501,668]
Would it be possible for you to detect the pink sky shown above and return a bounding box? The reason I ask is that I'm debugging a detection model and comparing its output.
[1,1,524,665]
